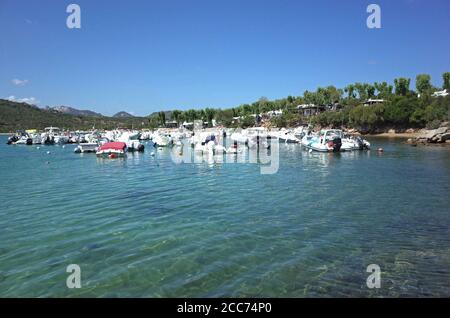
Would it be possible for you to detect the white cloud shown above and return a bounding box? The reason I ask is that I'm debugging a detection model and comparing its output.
[11,78,29,86]
[6,95,39,105]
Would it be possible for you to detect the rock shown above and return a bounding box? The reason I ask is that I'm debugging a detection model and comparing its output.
[406,128,415,134]
[388,129,396,134]
[420,127,448,140]
[439,121,450,128]
[437,133,450,143]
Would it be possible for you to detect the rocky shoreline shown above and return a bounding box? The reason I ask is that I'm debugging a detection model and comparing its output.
[405,122,450,146]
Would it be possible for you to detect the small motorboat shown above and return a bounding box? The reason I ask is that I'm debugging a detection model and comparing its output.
[8,132,33,145]
[74,143,98,153]
[96,141,127,158]
[301,129,342,152]
[6,135,19,145]
[126,140,145,152]
[152,134,172,147]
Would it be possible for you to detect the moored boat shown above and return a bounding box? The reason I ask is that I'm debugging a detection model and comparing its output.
[301,129,342,152]
[74,143,98,153]
[96,141,127,158]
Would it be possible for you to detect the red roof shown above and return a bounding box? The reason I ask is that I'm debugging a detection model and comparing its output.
[98,142,126,151]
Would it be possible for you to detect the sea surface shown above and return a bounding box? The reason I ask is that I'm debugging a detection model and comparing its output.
[0,136,449,297]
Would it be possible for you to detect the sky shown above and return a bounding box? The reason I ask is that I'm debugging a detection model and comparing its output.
[0,0,449,116]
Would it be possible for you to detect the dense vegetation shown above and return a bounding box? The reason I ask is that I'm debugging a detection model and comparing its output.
[310,73,450,132]
[0,100,147,132]
[2,72,449,133]
[147,72,449,132]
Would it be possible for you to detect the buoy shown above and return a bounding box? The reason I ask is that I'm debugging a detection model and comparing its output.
[150,152,155,156]
[377,148,384,152]
[108,153,117,159]
[46,151,51,154]
[309,149,313,153]
[36,147,40,150]
[62,145,65,149]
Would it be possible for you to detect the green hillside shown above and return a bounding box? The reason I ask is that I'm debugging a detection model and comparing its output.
[0,99,148,132]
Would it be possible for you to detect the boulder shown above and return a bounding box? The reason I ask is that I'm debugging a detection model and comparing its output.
[438,133,450,143]
[421,127,448,140]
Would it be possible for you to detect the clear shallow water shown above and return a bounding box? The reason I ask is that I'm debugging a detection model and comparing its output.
[0,136,449,297]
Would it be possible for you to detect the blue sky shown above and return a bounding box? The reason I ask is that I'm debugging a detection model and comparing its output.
[1,0,449,116]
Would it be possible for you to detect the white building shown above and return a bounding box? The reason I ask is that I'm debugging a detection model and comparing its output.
[432,89,449,97]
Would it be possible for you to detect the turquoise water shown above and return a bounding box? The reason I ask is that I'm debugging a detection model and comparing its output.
[0,136,449,297]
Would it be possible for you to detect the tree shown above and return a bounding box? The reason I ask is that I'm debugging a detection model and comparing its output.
[204,108,216,126]
[158,111,166,126]
[367,85,376,99]
[354,82,369,101]
[303,90,315,104]
[257,97,269,114]
[443,72,450,90]
[416,74,432,95]
[172,110,182,124]
[394,78,411,96]
[374,82,393,99]
[344,84,356,99]
[325,85,342,104]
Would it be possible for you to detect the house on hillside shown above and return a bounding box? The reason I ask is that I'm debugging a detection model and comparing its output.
[432,89,449,97]
[363,99,385,106]
[327,102,343,112]
[165,120,178,128]
[297,104,326,117]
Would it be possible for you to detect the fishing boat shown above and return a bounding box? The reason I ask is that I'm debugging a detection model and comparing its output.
[301,129,342,152]
[96,141,127,158]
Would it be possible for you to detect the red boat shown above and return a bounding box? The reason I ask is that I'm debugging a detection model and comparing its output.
[96,141,127,158]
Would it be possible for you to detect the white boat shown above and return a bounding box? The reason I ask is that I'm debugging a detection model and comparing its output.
[152,134,173,147]
[14,135,33,145]
[301,129,342,152]
[31,134,42,145]
[126,140,145,152]
[118,131,145,152]
[74,143,98,153]
[341,133,370,150]
[41,127,62,145]
[54,135,69,144]
[276,129,301,143]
